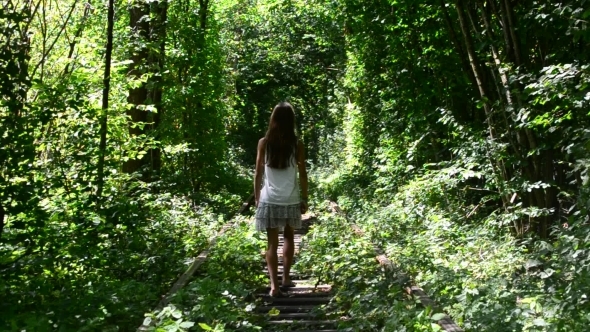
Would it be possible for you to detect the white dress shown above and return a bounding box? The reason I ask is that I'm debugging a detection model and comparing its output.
[255,157,302,231]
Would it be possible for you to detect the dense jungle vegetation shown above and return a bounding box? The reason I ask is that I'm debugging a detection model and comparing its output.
[1,0,590,331]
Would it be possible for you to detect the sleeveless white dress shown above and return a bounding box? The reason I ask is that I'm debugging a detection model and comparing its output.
[255,156,302,231]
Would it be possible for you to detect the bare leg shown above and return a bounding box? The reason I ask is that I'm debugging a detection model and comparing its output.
[266,227,280,295]
[282,224,295,286]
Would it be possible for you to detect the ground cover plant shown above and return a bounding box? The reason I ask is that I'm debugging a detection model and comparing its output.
[142,218,268,332]
[295,206,446,331]
[0,182,239,331]
[322,159,590,331]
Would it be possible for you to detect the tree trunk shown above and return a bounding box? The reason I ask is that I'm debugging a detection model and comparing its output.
[488,0,514,63]
[0,202,4,241]
[483,0,556,238]
[454,0,493,133]
[199,0,209,30]
[501,0,522,66]
[147,0,168,175]
[123,1,150,175]
[96,0,114,205]
[440,0,477,92]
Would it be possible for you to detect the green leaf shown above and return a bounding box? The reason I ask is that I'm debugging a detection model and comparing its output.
[540,269,555,279]
[172,310,182,319]
[180,321,195,328]
[431,313,446,321]
[142,317,152,326]
[199,323,213,331]
[533,318,548,326]
[268,308,280,316]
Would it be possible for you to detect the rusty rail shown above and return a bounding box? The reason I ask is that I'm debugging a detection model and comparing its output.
[137,194,255,331]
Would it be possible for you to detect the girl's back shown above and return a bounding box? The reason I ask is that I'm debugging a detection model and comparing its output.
[253,101,308,297]
[260,155,299,206]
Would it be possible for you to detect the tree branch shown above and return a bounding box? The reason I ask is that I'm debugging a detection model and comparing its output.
[30,0,80,80]
[63,1,92,76]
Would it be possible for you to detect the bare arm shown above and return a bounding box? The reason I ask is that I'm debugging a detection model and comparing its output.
[297,140,308,213]
[254,138,266,207]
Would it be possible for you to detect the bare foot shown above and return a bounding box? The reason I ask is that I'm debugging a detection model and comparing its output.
[269,288,285,297]
[281,278,295,287]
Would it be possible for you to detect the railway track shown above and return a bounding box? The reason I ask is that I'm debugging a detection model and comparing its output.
[139,197,463,332]
[254,215,340,332]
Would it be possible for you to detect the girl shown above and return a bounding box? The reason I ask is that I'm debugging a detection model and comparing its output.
[254,102,308,297]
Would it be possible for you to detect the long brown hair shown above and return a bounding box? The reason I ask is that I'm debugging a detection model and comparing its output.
[265,102,297,169]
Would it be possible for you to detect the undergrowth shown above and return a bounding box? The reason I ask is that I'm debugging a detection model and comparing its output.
[146,218,268,332]
[319,166,590,332]
[295,208,446,331]
[0,184,233,332]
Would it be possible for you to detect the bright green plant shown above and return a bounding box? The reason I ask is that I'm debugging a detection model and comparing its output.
[295,208,445,331]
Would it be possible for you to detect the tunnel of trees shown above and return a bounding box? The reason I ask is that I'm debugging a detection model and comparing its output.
[1,0,589,330]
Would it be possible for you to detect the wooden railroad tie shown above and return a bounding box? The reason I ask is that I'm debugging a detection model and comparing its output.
[254,213,342,332]
[137,194,255,331]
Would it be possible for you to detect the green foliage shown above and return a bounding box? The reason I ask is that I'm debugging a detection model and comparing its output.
[2,0,248,329]
[218,0,346,165]
[310,0,590,327]
[158,219,266,331]
[329,155,590,330]
[0,183,224,331]
[162,0,245,202]
[3,0,590,330]
[0,1,42,258]
[142,305,196,332]
[295,208,444,331]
